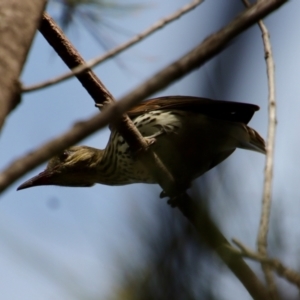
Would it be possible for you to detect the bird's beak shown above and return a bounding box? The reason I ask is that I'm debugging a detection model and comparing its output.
[17,169,57,190]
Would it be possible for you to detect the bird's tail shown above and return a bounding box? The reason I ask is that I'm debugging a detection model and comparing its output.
[238,125,266,154]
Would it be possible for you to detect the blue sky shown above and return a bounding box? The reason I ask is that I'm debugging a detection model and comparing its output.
[1,0,300,299]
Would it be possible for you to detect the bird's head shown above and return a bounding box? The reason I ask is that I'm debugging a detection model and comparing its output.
[17,146,103,190]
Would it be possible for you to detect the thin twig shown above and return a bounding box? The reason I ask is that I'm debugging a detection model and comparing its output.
[232,239,300,289]
[255,5,277,254]
[259,21,278,300]
[22,0,203,93]
[242,0,278,297]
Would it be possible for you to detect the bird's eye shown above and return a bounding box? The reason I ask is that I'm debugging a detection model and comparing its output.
[60,150,70,161]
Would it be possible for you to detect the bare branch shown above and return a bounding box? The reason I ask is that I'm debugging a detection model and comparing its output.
[22,0,204,93]
[242,0,278,296]
[232,239,300,289]
[258,20,278,300]
[39,13,114,107]
[254,5,277,257]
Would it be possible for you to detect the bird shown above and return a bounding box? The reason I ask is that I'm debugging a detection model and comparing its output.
[17,96,265,194]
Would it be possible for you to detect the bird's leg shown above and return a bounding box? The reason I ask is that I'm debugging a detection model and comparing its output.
[133,126,168,153]
[131,137,156,158]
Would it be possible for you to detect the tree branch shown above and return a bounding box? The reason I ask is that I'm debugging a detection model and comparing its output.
[242,0,278,297]
[232,239,300,289]
[0,0,47,130]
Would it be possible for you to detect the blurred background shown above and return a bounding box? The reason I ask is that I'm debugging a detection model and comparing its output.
[0,0,299,299]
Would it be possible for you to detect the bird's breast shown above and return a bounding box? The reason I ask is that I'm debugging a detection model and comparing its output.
[101,110,247,186]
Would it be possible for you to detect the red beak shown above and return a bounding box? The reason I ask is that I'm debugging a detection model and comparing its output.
[17,170,55,190]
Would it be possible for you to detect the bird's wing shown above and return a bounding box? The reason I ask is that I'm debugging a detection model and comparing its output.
[127,96,260,124]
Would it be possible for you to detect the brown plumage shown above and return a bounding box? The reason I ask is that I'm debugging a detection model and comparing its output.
[17,96,265,191]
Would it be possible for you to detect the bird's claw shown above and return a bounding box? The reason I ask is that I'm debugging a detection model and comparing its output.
[132,137,156,158]
[145,137,156,147]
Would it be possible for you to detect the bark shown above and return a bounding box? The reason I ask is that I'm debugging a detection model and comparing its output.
[0,0,47,130]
